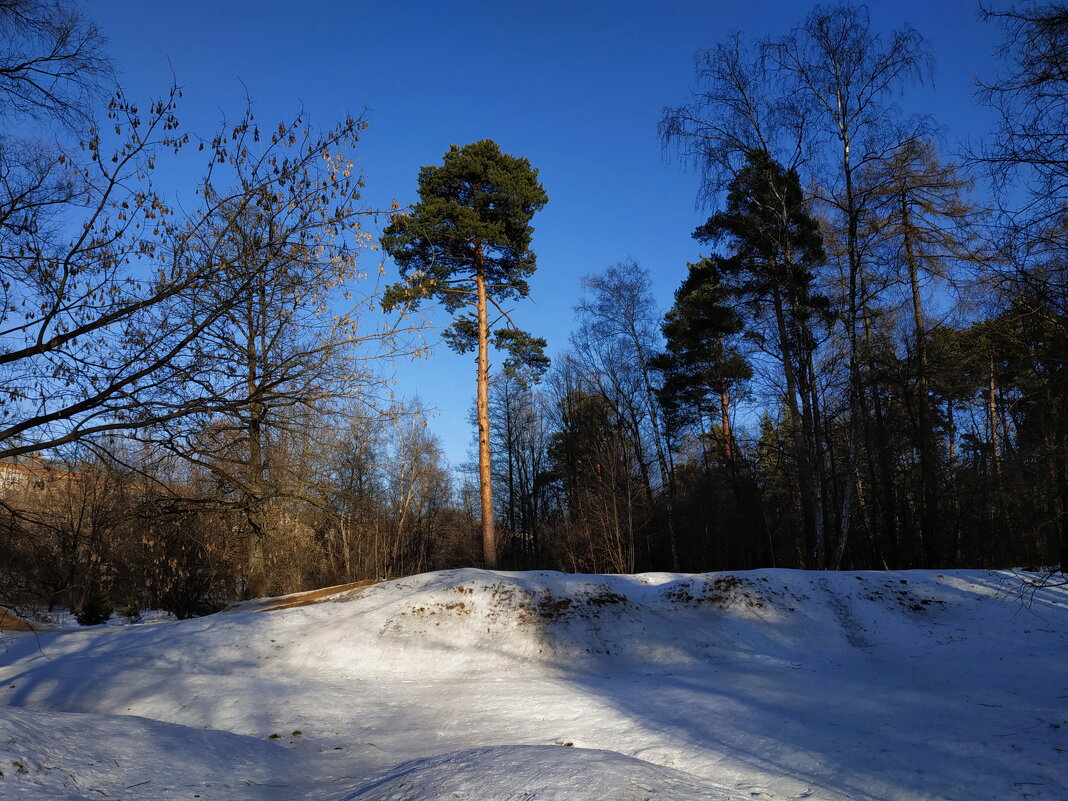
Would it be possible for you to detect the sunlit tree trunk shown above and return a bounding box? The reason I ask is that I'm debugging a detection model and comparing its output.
[475,253,497,569]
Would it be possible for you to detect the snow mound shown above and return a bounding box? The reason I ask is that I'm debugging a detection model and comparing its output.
[332,745,736,801]
[2,568,1065,801]
[276,567,1066,676]
[4,568,1061,692]
[0,706,299,800]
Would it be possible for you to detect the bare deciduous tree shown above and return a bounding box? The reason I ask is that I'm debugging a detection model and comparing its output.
[767,5,931,566]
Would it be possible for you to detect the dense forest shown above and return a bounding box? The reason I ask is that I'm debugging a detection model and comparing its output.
[1,2,1066,620]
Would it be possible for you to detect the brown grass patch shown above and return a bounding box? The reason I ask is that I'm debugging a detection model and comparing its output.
[252,580,384,612]
[0,606,36,631]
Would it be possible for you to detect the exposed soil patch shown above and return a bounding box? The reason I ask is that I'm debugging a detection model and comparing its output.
[660,575,768,610]
[379,581,633,639]
[529,586,630,622]
[856,578,948,613]
[408,601,471,617]
[536,594,574,620]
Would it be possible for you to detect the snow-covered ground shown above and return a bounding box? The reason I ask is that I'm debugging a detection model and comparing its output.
[0,568,1065,800]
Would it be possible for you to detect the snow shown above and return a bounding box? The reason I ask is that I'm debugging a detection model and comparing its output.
[0,706,299,799]
[1,568,1065,800]
[334,746,736,801]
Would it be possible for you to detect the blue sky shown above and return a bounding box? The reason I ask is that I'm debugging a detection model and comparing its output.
[90,0,1004,469]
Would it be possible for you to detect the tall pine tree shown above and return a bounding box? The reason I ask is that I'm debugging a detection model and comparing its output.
[695,148,830,566]
[381,140,548,568]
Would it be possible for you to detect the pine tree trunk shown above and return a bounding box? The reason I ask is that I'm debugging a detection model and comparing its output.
[475,257,497,569]
[719,385,735,472]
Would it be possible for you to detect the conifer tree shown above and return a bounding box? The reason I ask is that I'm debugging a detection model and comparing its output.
[695,148,830,566]
[382,140,549,568]
[653,257,751,468]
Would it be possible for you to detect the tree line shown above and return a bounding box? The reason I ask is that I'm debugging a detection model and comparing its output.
[1,2,1066,620]
[480,4,1067,576]
[482,5,1067,575]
